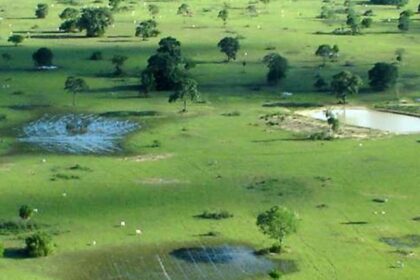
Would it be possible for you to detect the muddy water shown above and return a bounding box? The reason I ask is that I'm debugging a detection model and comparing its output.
[305,108,420,134]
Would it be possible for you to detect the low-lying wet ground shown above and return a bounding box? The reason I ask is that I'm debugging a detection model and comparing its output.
[18,114,138,154]
[50,243,297,280]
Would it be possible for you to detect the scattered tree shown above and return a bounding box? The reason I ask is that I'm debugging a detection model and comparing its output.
[135,20,160,40]
[19,205,34,220]
[25,233,53,258]
[148,4,159,19]
[369,0,408,7]
[315,44,339,66]
[395,48,405,63]
[77,8,114,37]
[169,78,199,112]
[140,69,155,97]
[263,53,289,85]
[398,11,411,31]
[361,17,373,28]
[8,35,24,46]
[218,8,229,27]
[368,62,398,91]
[64,76,89,107]
[217,37,240,62]
[111,55,128,76]
[35,3,49,19]
[32,47,53,67]
[256,206,298,252]
[314,76,329,91]
[177,3,192,23]
[109,0,123,12]
[330,70,363,103]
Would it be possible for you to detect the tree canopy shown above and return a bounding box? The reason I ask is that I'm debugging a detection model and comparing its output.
[169,78,199,112]
[263,53,289,85]
[368,62,398,91]
[77,8,114,37]
[35,3,49,19]
[217,37,240,61]
[8,35,24,46]
[330,71,363,103]
[32,48,53,67]
[135,20,160,40]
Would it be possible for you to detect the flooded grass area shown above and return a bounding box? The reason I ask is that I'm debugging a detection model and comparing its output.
[51,243,296,280]
[18,114,139,154]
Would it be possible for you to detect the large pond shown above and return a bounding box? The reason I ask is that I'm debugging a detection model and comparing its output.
[52,244,296,280]
[18,114,138,154]
[305,107,420,134]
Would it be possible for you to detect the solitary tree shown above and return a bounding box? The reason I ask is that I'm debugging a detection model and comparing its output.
[263,53,289,85]
[8,35,24,46]
[398,12,410,31]
[330,71,362,103]
[111,55,128,76]
[395,48,405,63]
[25,233,53,258]
[256,206,298,252]
[315,44,339,66]
[217,37,240,62]
[35,3,49,19]
[64,76,89,107]
[148,4,159,19]
[19,205,34,220]
[77,8,114,37]
[314,76,329,92]
[169,78,199,112]
[32,47,53,67]
[218,8,229,27]
[177,3,192,23]
[368,62,398,91]
[135,20,160,40]
[361,17,373,28]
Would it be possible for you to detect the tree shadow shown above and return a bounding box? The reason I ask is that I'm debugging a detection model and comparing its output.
[88,85,139,93]
[3,248,28,259]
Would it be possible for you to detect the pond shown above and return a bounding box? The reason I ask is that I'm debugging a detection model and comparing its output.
[304,107,420,134]
[52,244,297,280]
[18,114,138,154]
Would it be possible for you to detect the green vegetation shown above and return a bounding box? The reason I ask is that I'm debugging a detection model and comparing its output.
[25,232,53,257]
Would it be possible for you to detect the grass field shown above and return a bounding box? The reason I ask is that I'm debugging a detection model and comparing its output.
[0,0,419,279]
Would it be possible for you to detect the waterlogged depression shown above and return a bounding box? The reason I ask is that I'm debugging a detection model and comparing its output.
[18,114,139,154]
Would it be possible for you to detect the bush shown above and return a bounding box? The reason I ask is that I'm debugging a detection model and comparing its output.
[0,220,41,235]
[90,51,103,60]
[269,269,282,279]
[35,4,49,19]
[25,233,53,258]
[19,205,33,220]
[308,131,333,140]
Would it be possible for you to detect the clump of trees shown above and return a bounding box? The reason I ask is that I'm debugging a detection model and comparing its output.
[135,20,160,40]
[77,8,114,37]
[8,35,24,46]
[368,62,398,91]
[256,206,298,253]
[35,3,49,19]
[331,70,363,103]
[263,53,289,85]
[25,232,53,257]
[32,48,54,67]
[217,37,240,62]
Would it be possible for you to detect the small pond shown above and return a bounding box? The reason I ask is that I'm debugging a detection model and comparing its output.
[52,244,296,280]
[18,114,138,154]
[305,107,420,134]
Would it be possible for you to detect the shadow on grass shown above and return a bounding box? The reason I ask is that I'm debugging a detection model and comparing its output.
[3,248,28,259]
[341,221,368,225]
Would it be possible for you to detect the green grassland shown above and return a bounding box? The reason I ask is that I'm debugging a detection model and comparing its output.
[0,0,419,279]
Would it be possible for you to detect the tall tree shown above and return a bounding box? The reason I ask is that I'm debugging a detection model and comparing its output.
[64,76,89,107]
[263,53,289,85]
[256,206,298,252]
[169,78,199,112]
[8,35,24,47]
[32,48,53,67]
[330,71,362,103]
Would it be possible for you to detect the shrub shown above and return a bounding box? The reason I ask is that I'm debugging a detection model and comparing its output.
[269,269,282,279]
[25,232,53,257]
[308,131,333,140]
[90,51,103,60]
[197,210,233,220]
[19,205,34,220]
[35,3,49,19]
